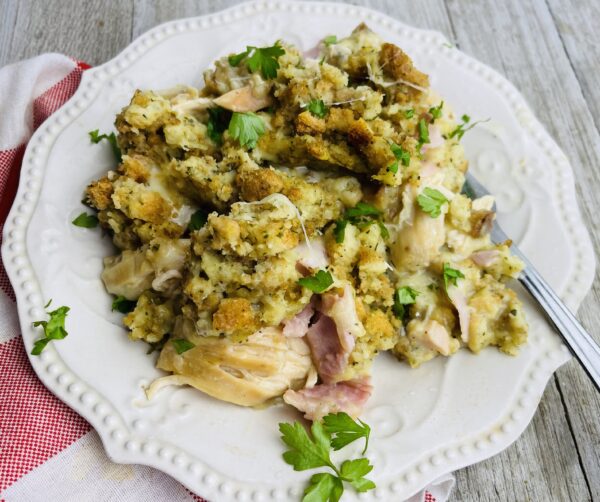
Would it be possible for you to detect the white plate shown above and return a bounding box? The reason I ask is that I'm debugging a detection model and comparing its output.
[2,1,595,500]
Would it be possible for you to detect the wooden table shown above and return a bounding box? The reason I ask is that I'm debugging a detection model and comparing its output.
[1,1,598,500]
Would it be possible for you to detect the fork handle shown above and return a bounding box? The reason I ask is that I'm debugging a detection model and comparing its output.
[518,264,600,392]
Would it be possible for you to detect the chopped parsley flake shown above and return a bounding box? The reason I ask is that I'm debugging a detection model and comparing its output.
[417,187,448,218]
[298,269,334,294]
[334,202,388,243]
[323,35,337,46]
[228,42,285,79]
[31,301,70,355]
[111,295,136,314]
[307,99,328,118]
[89,129,122,162]
[346,202,381,219]
[393,286,419,319]
[417,118,430,147]
[188,209,208,231]
[334,219,348,244]
[206,106,231,144]
[443,263,465,290]
[429,101,444,121]
[172,339,195,354]
[388,142,410,173]
[228,112,265,149]
[448,114,489,140]
[404,108,415,119]
[72,212,98,228]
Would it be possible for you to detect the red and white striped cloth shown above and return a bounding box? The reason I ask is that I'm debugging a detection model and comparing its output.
[0,54,454,502]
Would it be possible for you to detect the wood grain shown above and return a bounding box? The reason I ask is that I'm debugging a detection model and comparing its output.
[1,1,598,500]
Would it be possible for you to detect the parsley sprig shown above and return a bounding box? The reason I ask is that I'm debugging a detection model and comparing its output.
[31,301,70,355]
[307,99,328,118]
[443,263,465,290]
[298,270,334,294]
[228,112,265,149]
[72,212,98,228]
[323,412,371,454]
[417,187,448,218]
[228,42,285,79]
[334,202,388,243]
[393,286,420,320]
[89,129,122,163]
[279,413,376,501]
[388,142,410,173]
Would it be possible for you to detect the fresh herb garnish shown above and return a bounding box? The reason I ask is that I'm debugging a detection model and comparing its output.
[404,108,415,119]
[334,202,388,243]
[279,414,376,501]
[393,286,420,319]
[89,129,122,162]
[307,99,328,118]
[417,118,430,149]
[447,114,489,140]
[429,101,444,121]
[346,202,381,219]
[388,142,410,173]
[323,412,371,454]
[417,187,448,218]
[228,112,266,149]
[298,269,334,294]
[376,220,390,239]
[443,263,465,290]
[334,219,348,244]
[72,212,98,228]
[323,35,337,46]
[31,301,70,355]
[188,209,208,231]
[228,42,285,79]
[172,339,195,354]
[207,106,231,144]
[111,295,136,314]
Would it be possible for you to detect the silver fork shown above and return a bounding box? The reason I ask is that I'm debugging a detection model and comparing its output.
[464,172,600,391]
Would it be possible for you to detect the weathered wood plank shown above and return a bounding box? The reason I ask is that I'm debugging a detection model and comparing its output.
[0,0,134,67]
[546,0,600,129]
[132,0,456,41]
[541,2,600,500]
[445,0,600,498]
[0,0,19,68]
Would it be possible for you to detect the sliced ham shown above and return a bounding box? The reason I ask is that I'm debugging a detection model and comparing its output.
[305,314,349,383]
[470,249,500,267]
[213,86,272,112]
[282,303,315,338]
[283,377,373,421]
[319,285,365,352]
